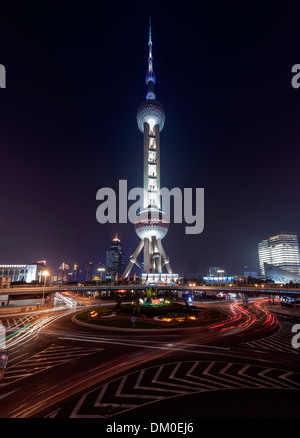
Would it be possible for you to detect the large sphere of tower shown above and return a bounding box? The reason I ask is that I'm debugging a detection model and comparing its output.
[137,99,165,133]
[134,207,169,240]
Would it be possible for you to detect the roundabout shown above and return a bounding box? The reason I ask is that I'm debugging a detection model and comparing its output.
[73,289,228,331]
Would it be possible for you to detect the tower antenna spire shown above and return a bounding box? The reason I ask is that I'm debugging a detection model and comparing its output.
[145,17,155,99]
[149,16,152,44]
[148,16,153,74]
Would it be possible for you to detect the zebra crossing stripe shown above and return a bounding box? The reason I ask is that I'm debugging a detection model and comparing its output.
[279,371,300,387]
[256,337,292,351]
[242,321,300,353]
[187,362,230,388]
[93,383,140,411]
[117,375,164,399]
[237,365,276,387]
[257,368,294,388]
[168,362,215,390]
[94,383,110,407]
[43,359,300,418]
[219,363,263,387]
[0,345,104,388]
[150,365,197,392]
[203,361,239,388]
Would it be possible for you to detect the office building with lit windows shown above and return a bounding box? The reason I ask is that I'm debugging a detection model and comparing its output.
[85,261,94,281]
[258,232,300,278]
[105,235,125,280]
[0,262,46,283]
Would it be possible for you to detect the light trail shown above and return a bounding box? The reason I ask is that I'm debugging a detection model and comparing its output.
[4,309,80,350]
[8,298,280,418]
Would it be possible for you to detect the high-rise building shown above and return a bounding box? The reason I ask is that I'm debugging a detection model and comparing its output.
[58,262,69,281]
[85,261,94,281]
[73,263,79,282]
[258,232,300,276]
[105,235,125,280]
[123,18,178,284]
[208,267,225,277]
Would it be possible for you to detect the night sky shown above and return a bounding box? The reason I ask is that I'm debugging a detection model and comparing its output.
[1,0,300,277]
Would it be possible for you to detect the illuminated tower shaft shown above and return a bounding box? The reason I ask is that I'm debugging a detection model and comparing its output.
[143,120,160,209]
[123,18,173,280]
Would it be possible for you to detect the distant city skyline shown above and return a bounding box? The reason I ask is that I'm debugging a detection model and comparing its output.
[3,229,300,282]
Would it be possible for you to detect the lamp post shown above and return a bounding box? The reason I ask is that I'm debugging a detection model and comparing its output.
[42,270,49,306]
[217,270,225,282]
[97,266,106,283]
[189,283,196,297]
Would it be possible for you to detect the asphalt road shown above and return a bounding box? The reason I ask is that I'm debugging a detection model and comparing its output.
[0,295,299,419]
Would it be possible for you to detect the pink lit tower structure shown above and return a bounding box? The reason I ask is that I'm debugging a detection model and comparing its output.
[123,18,178,284]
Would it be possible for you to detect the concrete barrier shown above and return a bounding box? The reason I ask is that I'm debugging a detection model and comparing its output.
[0,305,41,314]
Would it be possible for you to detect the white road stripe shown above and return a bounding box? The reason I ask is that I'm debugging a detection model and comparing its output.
[257,369,294,388]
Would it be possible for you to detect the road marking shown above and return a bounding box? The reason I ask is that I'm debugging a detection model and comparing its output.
[0,388,20,400]
[36,385,59,396]
[50,358,300,419]
[202,361,240,387]
[186,362,229,388]
[237,365,274,387]
[58,335,228,355]
[0,345,104,388]
[257,368,294,388]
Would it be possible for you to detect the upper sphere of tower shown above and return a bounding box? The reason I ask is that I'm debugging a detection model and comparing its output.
[137,99,165,133]
[134,207,169,240]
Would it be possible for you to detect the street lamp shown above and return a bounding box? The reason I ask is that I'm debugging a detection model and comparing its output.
[97,266,106,283]
[189,283,196,298]
[42,270,49,306]
[217,270,225,282]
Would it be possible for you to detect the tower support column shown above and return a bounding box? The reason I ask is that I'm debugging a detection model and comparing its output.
[152,236,162,273]
[157,239,173,274]
[123,239,144,278]
[144,238,150,273]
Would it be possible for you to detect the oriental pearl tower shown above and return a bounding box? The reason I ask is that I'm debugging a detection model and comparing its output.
[123,18,176,284]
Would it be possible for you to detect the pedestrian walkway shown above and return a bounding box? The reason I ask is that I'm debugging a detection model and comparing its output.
[266,304,300,318]
[2,315,38,332]
[45,359,300,418]
[241,320,299,354]
[0,344,104,388]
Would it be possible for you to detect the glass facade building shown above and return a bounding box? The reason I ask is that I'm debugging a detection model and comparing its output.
[105,235,125,280]
[258,233,300,276]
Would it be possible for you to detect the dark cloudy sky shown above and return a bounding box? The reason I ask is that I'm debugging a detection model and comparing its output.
[0,0,299,277]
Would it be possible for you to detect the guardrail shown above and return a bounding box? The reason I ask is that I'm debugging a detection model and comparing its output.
[1,284,300,297]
